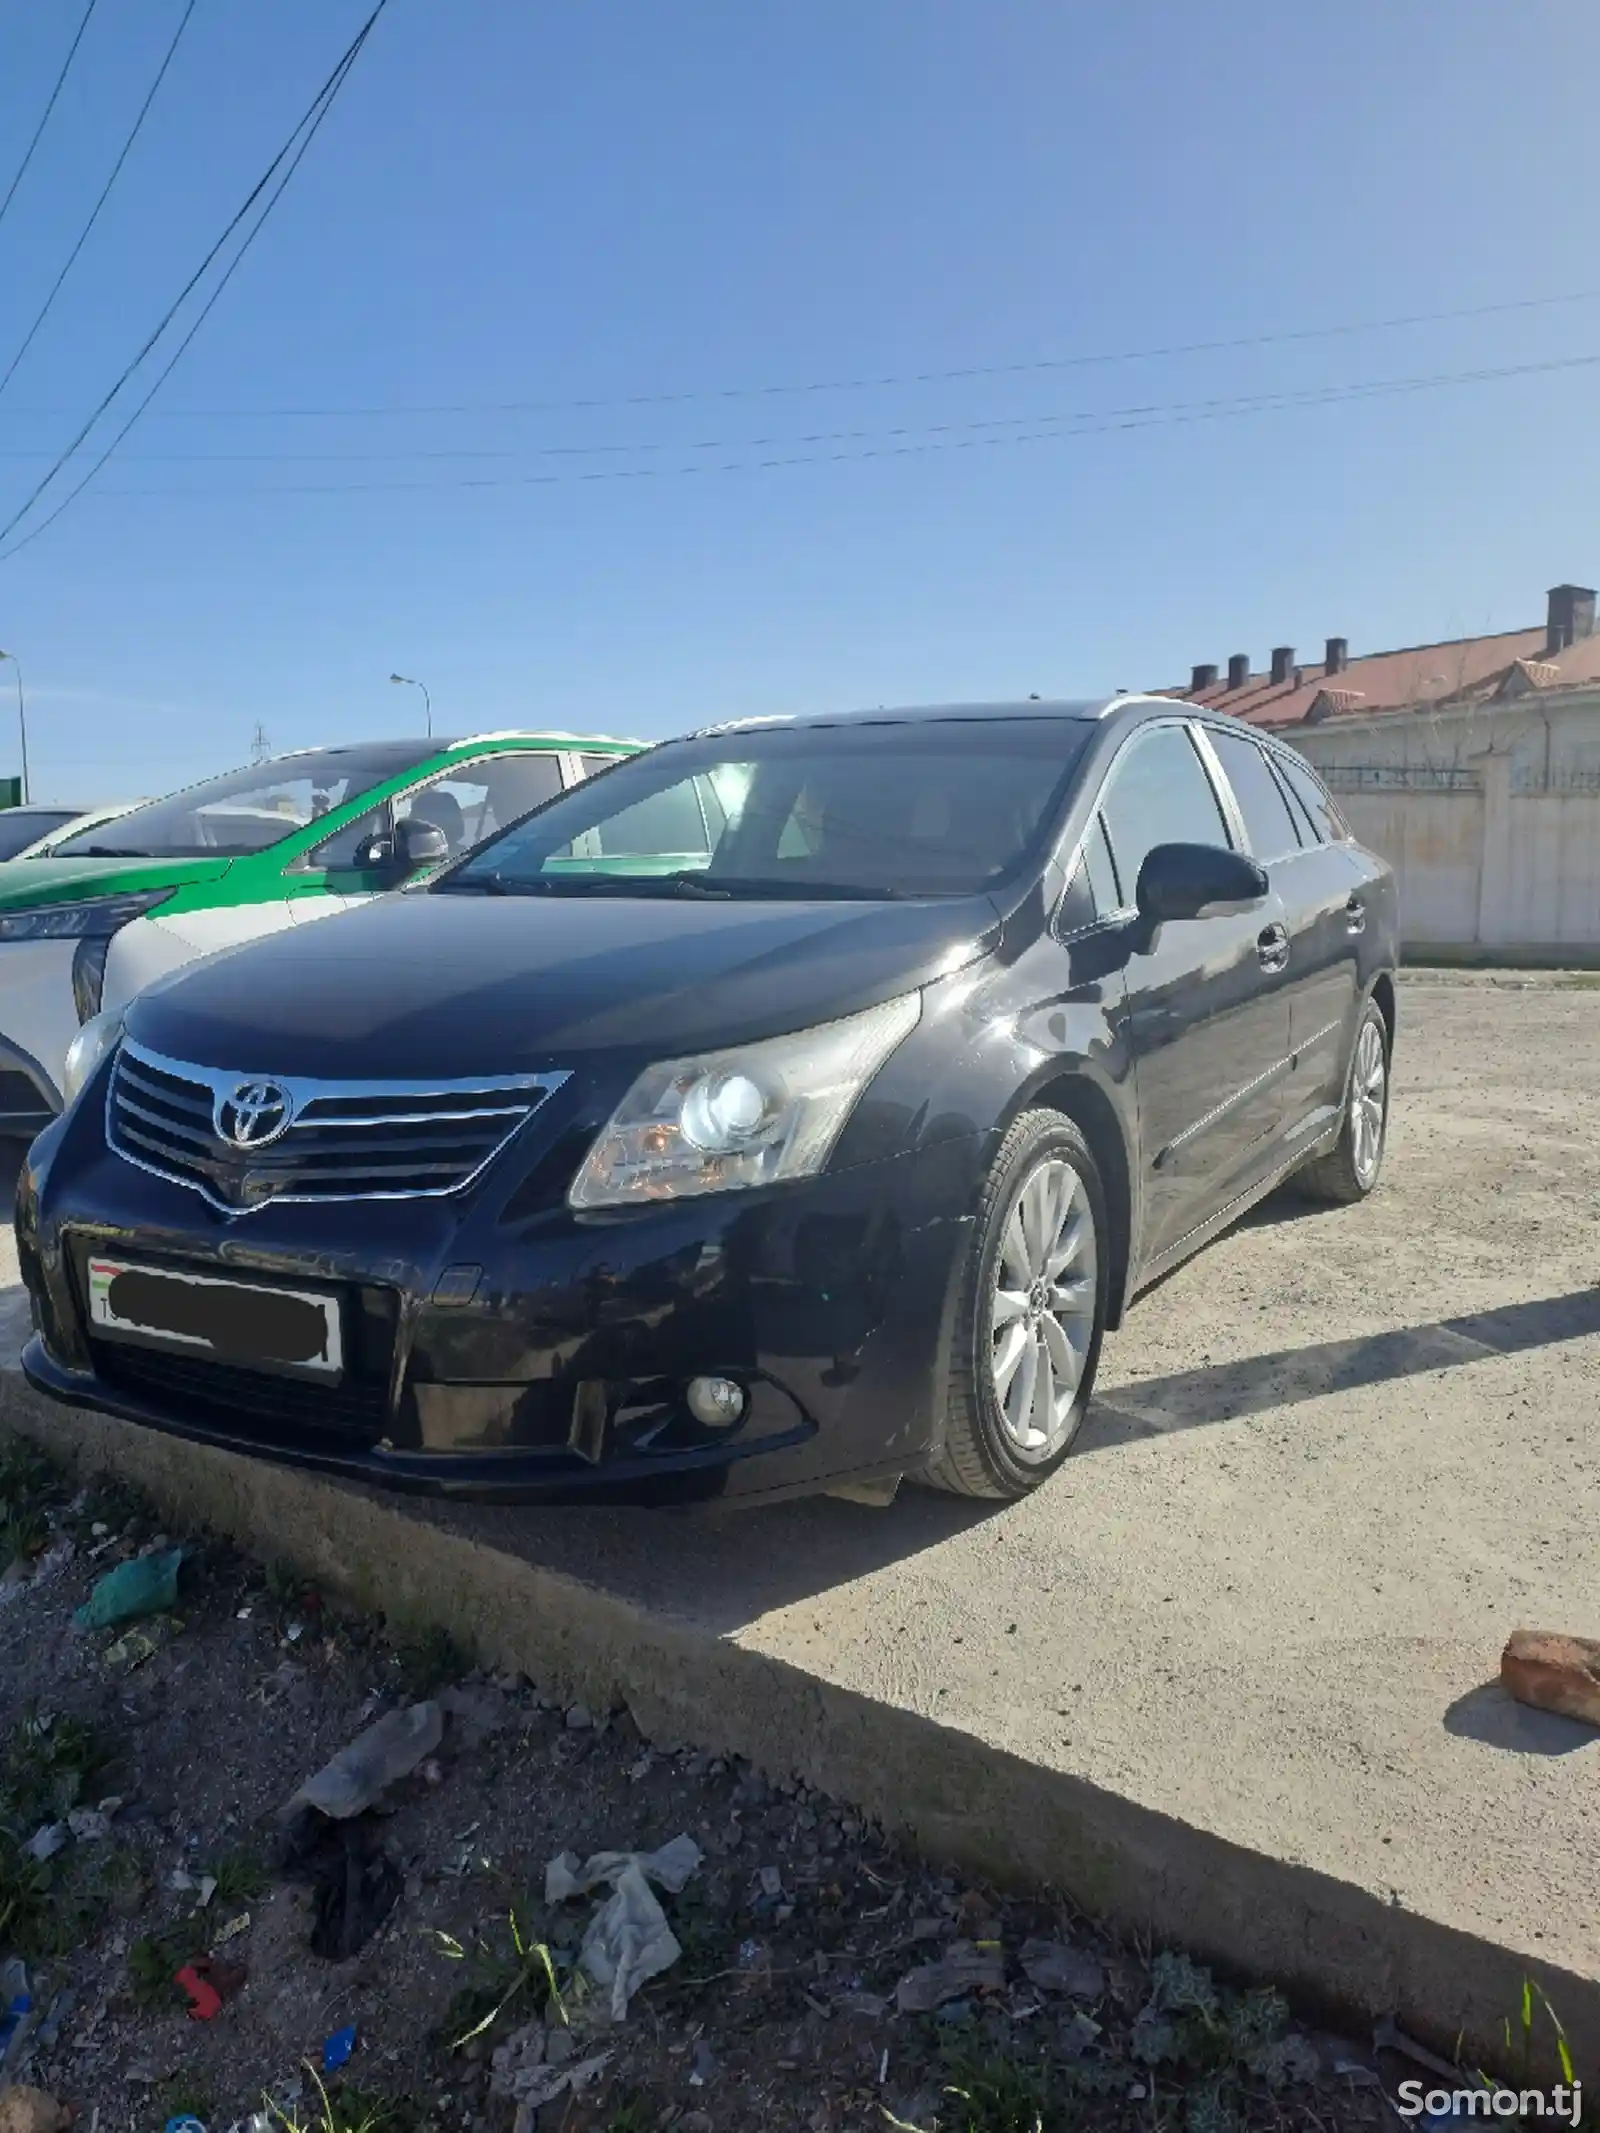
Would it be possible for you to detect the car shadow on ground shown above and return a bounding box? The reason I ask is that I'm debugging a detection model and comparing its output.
[440,1283,1600,1634]
[1080,1285,1600,1449]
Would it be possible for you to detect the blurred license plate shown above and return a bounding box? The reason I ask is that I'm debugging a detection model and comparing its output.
[86,1256,342,1379]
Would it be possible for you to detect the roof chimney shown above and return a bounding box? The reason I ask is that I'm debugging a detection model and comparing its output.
[1190,663,1218,692]
[1269,645,1295,686]
[1546,583,1597,655]
[1226,653,1249,690]
[1325,636,1348,675]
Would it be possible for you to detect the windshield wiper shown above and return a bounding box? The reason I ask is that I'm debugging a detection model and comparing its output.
[74,845,150,858]
[690,876,908,901]
[441,870,731,899]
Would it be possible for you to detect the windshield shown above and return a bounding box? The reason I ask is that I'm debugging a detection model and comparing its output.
[0,810,78,860]
[51,742,442,860]
[440,717,1093,899]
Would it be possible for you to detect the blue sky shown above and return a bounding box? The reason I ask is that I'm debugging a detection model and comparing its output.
[0,0,1596,800]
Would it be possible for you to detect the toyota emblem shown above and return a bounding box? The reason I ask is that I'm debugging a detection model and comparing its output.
[215,1078,293,1149]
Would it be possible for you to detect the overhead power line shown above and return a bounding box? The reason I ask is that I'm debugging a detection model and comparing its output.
[0,0,101,236]
[0,0,389,561]
[78,345,1600,502]
[12,285,1594,423]
[0,347,1595,470]
[0,0,200,403]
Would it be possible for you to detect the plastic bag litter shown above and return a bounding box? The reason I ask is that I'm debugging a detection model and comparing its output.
[73,1547,184,1630]
[579,1862,684,2018]
[286,1701,443,1821]
[544,1833,702,2020]
[495,2035,611,2110]
[544,1833,702,1904]
[0,1963,32,2076]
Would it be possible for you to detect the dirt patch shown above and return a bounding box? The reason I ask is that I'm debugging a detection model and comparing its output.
[0,1437,1477,2132]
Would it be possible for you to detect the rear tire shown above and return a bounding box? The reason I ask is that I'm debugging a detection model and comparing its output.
[1295,999,1390,1206]
[923,1109,1109,1500]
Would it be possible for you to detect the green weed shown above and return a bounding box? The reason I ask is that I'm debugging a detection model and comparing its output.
[0,1709,107,1831]
[0,1437,62,1568]
[155,2071,214,2123]
[604,2102,654,2133]
[270,2067,411,2133]
[0,1835,55,1961]
[387,1620,465,1700]
[208,1842,270,1908]
[1502,1976,1575,2090]
[127,1920,198,2009]
[435,1907,565,2049]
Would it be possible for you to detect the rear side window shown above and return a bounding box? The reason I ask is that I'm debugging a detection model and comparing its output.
[1272,749,1349,843]
[1098,724,1231,905]
[1209,730,1303,860]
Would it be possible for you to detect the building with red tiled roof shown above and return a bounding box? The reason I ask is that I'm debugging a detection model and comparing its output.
[1159,583,1600,732]
[1156,580,1600,962]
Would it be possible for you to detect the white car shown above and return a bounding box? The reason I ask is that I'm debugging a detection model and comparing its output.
[0,733,640,1138]
[0,804,141,863]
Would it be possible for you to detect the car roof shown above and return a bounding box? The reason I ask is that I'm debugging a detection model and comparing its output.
[694,695,1180,736]
[263,732,643,766]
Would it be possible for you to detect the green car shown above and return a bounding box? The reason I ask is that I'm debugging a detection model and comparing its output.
[0,729,640,1137]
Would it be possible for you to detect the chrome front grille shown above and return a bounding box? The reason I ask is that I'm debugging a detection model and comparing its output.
[108,1040,567,1213]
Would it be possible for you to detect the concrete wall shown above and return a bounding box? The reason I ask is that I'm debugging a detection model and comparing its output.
[1288,689,1600,960]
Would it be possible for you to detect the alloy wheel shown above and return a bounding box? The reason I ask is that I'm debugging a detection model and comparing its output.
[989,1157,1099,1459]
[1350,1017,1387,1185]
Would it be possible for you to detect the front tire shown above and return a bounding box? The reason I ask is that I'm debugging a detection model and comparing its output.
[1296,999,1390,1206]
[923,1109,1109,1500]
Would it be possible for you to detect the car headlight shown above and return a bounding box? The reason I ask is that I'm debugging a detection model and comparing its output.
[0,891,173,945]
[61,1007,125,1107]
[568,992,922,1209]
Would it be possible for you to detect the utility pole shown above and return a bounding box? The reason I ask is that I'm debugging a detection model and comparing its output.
[389,673,432,739]
[0,653,28,801]
[250,721,271,764]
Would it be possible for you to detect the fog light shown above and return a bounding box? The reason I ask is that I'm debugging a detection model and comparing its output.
[685,1375,745,1429]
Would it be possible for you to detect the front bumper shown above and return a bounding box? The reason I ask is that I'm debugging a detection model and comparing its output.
[17,1096,985,1505]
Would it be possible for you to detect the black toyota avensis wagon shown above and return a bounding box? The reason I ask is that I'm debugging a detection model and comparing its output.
[17,696,1397,1507]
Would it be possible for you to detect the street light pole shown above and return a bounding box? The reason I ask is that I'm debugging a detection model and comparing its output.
[389,672,432,739]
[0,653,28,801]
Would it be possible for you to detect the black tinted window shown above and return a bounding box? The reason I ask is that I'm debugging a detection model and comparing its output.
[444,717,1094,899]
[1056,816,1120,936]
[1273,750,1348,843]
[1099,725,1230,903]
[1210,731,1303,860]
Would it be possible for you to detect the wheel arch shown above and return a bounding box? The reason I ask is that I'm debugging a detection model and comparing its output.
[1368,968,1397,1052]
[1021,1069,1134,1330]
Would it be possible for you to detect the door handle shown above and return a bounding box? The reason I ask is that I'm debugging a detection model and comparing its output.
[1256,922,1289,972]
[1345,894,1366,936]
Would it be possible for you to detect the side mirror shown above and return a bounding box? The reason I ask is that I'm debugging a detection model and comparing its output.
[394,817,450,872]
[1136,842,1268,922]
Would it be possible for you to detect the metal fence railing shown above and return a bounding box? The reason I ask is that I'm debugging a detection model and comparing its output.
[1512,767,1600,796]
[1319,764,1481,793]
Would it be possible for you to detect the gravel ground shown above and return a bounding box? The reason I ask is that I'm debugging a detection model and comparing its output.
[0,1444,1410,2133]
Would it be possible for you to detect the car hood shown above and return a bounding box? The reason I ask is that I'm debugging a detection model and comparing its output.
[0,854,233,907]
[126,889,998,1079]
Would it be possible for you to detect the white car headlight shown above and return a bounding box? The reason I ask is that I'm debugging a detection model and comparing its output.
[61,1008,125,1107]
[568,992,922,1209]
